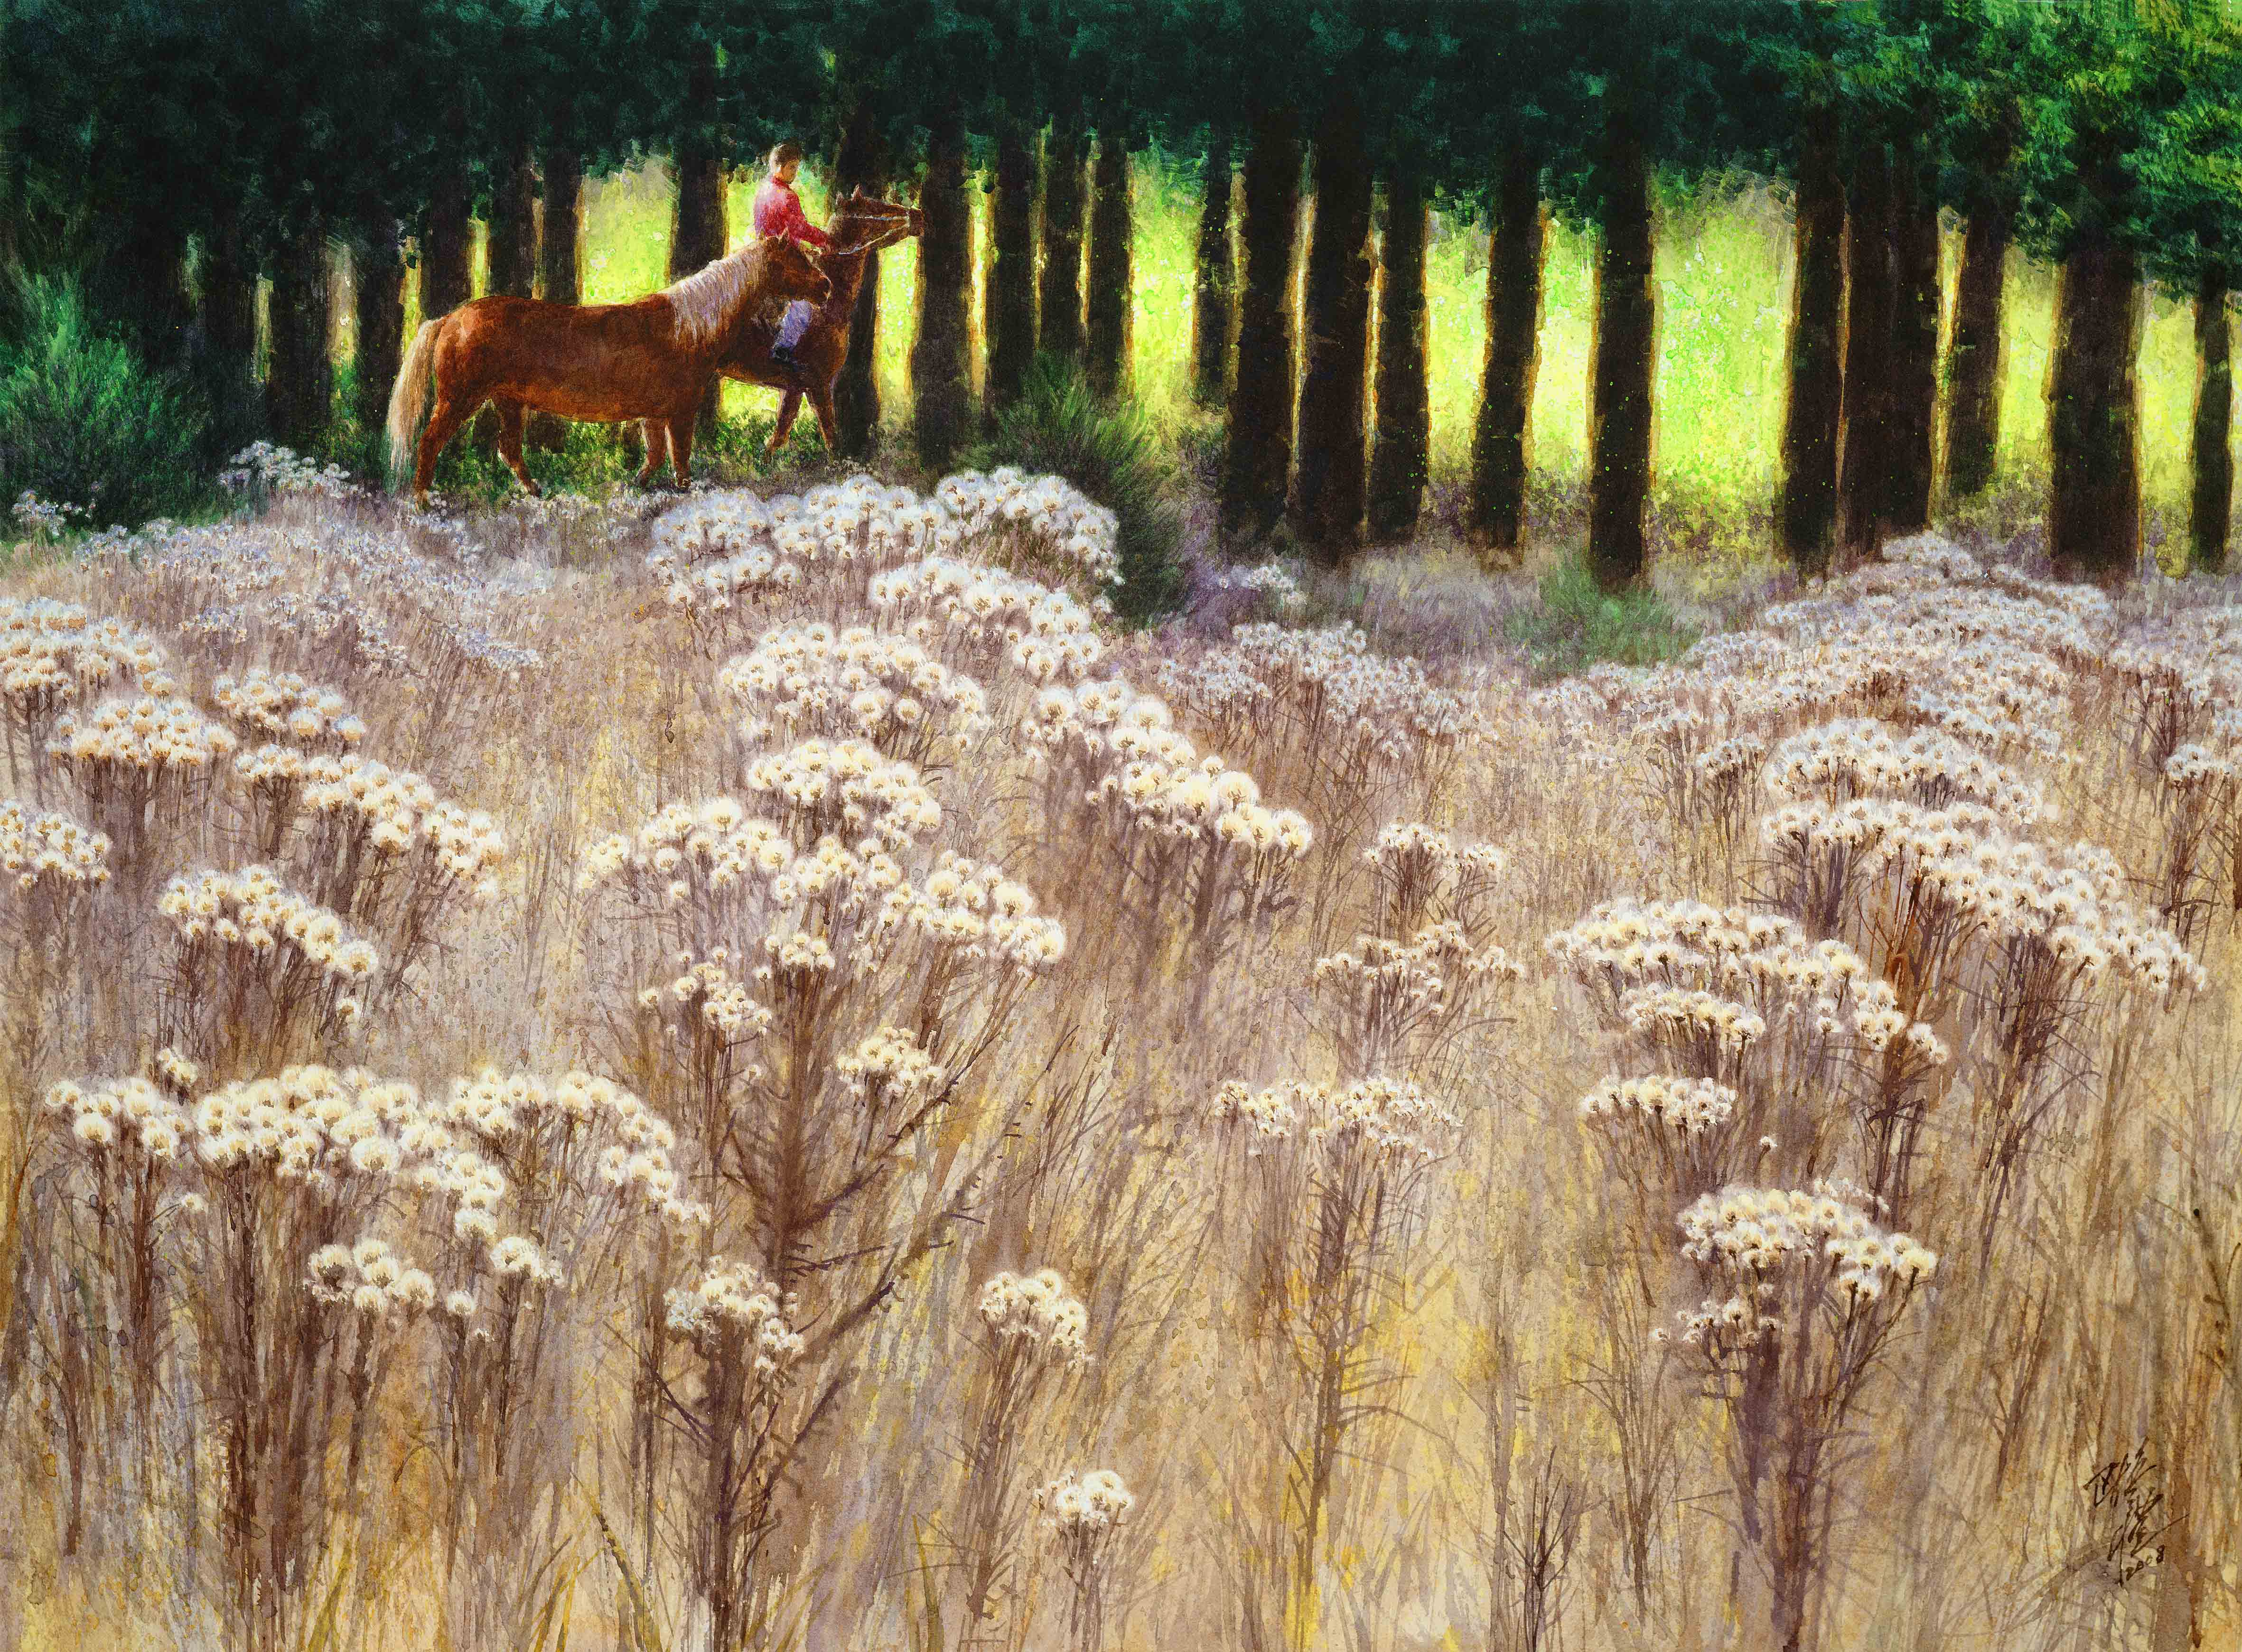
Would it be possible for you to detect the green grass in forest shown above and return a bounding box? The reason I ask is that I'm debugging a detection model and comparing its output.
[376,156,2219,534]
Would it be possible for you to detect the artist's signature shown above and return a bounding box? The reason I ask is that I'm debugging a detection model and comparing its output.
[2083,1441,2167,1586]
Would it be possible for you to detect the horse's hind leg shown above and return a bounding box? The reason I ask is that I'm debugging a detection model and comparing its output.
[666,418,695,488]
[636,420,668,485]
[810,387,841,456]
[493,401,540,497]
[768,390,804,456]
[415,395,477,505]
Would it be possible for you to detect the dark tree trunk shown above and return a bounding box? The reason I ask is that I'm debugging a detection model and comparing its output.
[1839,143,1897,560]
[833,100,883,460]
[1367,169,1429,543]
[2193,269,2231,574]
[1085,131,1133,401]
[1038,122,1087,366]
[1888,150,1940,532]
[1588,117,1654,591]
[352,225,405,441]
[538,145,583,304]
[114,220,193,370]
[422,163,474,320]
[267,222,333,450]
[1779,123,1845,575]
[670,47,728,438]
[487,139,538,299]
[986,117,1038,418]
[913,108,974,471]
[1193,135,1235,406]
[1944,204,2010,503]
[2048,240,2141,585]
[196,202,260,431]
[1469,148,1545,558]
[1291,90,1373,555]
[1220,106,1304,543]
[532,140,583,450]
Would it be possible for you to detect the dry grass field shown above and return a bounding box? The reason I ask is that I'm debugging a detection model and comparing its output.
[2,451,2241,1652]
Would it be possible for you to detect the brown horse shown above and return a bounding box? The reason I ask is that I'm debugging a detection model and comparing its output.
[385,238,831,504]
[711,189,922,456]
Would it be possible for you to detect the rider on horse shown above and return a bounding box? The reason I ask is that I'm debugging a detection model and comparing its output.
[753,143,831,386]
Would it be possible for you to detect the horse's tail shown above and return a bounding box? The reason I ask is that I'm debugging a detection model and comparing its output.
[385,320,442,488]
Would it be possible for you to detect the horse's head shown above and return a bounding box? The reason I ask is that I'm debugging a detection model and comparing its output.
[831,188,924,258]
[768,236,833,306]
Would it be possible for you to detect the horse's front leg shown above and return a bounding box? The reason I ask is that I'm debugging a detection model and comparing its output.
[636,420,668,485]
[667,418,695,488]
[767,389,804,456]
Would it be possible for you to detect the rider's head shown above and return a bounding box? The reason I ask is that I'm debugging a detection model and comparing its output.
[767,142,803,187]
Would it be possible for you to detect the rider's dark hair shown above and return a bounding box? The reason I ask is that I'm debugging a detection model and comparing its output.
[768,142,803,171]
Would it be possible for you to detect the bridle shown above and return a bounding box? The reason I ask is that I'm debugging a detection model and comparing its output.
[826,200,920,261]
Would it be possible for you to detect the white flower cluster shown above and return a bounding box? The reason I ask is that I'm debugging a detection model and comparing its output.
[2,599,174,723]
[192,1065,420,1179]
[2165,742,2238,792]
[935,468,1121,588]
[838,1025,944,1107]
[1579,1074,1738,1134]
[12,490,90,540]
[664,1258,806,1376]
[1312,924,1525,1012]
[978,1268,1090,1363]
[868,557,1106,683]
[1035,1468,1135,1533]
[1672,1182,1938,1348]
[218,441,360,500]
[0,798,110,891]
[45,1076,191,1158]
[743,738,945,850]
[1758,800,2205,995]
[719,623,993,752]
[160,865,379,988]
[645,950,775,1041]
[290,753,507,893]
[50,695,238,774]
[214,669,367,748]
[1765,718,2046,823]
[1215,560,1307,611]
[1214,1075,1459,1164]
[1160,623,1486,766]
[307,1237,438,1317]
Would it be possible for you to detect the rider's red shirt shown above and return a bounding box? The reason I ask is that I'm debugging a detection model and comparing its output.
[752,178,832,250]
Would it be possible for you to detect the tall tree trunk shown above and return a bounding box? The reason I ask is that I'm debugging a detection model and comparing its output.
[1779,122,1845,575]
[1944,204,2011,504]
[669,46,728,439]
[196,202,261,442]
[1367,168,1429,543]
[532,138,583,450]
[1588,116,1654,591]
[1291,89,1373,556]
[833,101,884,459]
[487,139,538,299]
[1839,143,1897,560]
[2192,268,2231,574]
[2047,240,2141,585]
[1085,130,1133,401]
[114,220,192,370]
[986,117,1038,419]
[267,222,333,451]
[1038,122,1087,366]
[1193,135,1235,406]
[913,108,973,471]
[1888,149,1940,533]
[1221,106,1304,542]
[353,224,405,443]
[1469,148,1545,559]
[422,162,474,320]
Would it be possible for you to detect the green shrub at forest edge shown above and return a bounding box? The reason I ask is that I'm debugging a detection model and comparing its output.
[0,278,210,528]
[1504,553,1700,679]
[967,356,1189,625]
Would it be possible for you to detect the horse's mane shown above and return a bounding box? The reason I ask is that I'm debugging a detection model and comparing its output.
[662,242,779,347]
